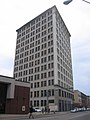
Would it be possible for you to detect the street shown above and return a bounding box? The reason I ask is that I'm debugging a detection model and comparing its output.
[35,111,90,120]
[1,111,90,120]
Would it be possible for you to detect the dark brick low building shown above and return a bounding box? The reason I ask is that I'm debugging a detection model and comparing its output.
[0,75,30,114]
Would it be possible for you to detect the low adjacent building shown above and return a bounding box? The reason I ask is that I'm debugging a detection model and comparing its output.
[74,90,89,108]
[74,90,82,107]
[86,96,90,108]
[0,75,30,114]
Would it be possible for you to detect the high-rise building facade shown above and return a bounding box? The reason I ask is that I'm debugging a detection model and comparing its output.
[14,6,73,111]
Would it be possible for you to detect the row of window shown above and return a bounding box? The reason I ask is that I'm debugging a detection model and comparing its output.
[57,37,70,56]
[15,54,54,66]
[56,18,71,56]
[30,89,54,98]
[30,89,73,99]
[16,33,53,52]
[15,62,54,73]
[57,56,72,75]
[57,41,71,65]
[17,9,52,34]
[16,40,53,56]
[15,46,53,61]
[30,100,48,107]
[57,47,70,63]
[17,20,53,39]
[30,98,72,108]
[57,52,71,70]
[57,64,71,78]
[14,70,54,79]
[30,79,54,88]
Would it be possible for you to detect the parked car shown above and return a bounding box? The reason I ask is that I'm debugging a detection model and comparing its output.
[70,107,80,113]
[70,107,87,113]
[70,109,77,113]
[34,108,41,112]
[87,107,90,111]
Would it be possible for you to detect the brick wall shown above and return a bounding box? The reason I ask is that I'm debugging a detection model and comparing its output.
[5,85,30,114]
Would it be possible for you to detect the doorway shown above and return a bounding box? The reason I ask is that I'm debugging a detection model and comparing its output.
[0,83,7,114]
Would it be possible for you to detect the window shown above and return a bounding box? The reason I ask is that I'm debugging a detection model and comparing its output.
[51,47,53,52]
[48,41,50,47]
[48,27,53,33]
[41,37,46,43]
[31,83,33,88]
[44,90,47,97]
[48,56,50,61]
[44,64,47,70]
[42,14,46,19]
[41,100,43,106]
[37,91,39,97]
[48,71,54,77]
[42,19,46,24]
[37,100,39,106]
[41,90,43,97]
[58,71,60,79]
[48,48,50,54]
[48,80,50,86]
[44,57,47,62]
[48,79,54,86]
[29,68,33,74]
[36,17,40,23]
[48,72,50,77]
[37,82,39,87]
[24,63,28,69]
[29,75,33,81]
[48,21,52,27]
[36,33,40,39]
[35,66,40,72]
[34,83,36,88]
[41,73,43,79]
[51,62,54,68]
[30,92,33,98]
[23,70,28,75]
[52,89,54,96]
[52,79,54,85]
[44,80,47,86]
[31,20,35,26]
[42,30,46,36]
[42,24,46,30]
[48,63,50,69]
[36,22,40,28]
[41,81,43,87]
[34,100,36,107]
[48,10,52,15]
[25,51,29,56]
[23,77,27,82]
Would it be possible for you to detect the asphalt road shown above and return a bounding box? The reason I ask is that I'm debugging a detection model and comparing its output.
[35,111,90,120]
[1,111,90,120]
[69,112,90,120]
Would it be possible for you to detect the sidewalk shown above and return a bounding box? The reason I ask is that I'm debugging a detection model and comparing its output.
[0,114,28,119]
[0,111,69,119]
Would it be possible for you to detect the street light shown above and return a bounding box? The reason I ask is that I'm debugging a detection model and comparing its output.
[63,0,90,5]
[82,0,90,4]
[63,0,73,5]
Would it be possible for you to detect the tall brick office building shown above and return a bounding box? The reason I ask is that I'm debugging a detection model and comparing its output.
[13,5,73,111]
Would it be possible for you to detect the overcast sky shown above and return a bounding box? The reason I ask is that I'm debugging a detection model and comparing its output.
[0,0,90,95]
